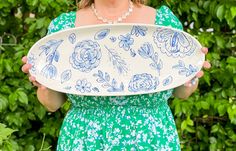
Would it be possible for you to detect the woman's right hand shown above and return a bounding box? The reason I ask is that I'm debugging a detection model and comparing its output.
[21,56,46,89]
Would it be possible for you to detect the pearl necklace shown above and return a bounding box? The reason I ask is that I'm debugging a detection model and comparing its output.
[91,1,133,24]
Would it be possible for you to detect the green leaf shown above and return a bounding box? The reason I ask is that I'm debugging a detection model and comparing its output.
[181,120,187,131]
[218,105,227,116]
[17,91,28,104]
[34,105,46,120]
[201,101,210,110]
[230,6,236,18]
[227,56,236,65]
[215,35,225,48]
[211,124,219,133]
[190,3,199,13]
[216,5,225,21]
[0,94,8,112]
[209,137,217,144]
[0,123,17,142]
[227,106,236,124]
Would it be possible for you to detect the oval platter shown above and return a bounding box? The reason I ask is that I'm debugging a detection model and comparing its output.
[27,23,205,96]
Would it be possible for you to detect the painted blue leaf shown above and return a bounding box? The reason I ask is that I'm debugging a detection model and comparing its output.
[179,69,187,75]
[186,71,191,77]
[92,87,100,92]
[102,83,110,88]
[107,87,115,92]
[105,72,110,81]
[94,29,110,40]
[111,79,117,87]
[179,60,185,67]
[150,63,157,69]
[189,64,198,72]
[98,70,103,77]
[54,51,59,62]
[163,76,173,86]
[39,45,50,56]
[130,49,136,57]
[68,33,76,44]
[64,86,72,90]
[97,78,105,83]
[110,36,117,42]
[120,82,124,90]
[46,54,53,63]
[61,70,72,84]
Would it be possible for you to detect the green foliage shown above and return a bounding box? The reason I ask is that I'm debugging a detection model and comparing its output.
[0,0,235,150]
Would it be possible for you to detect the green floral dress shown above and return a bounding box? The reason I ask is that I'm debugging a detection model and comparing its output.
[47,5,183,151]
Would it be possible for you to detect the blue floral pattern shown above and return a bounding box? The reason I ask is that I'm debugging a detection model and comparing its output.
[93,70,124,92]
[153,27,196,58]
[39,39,63,79]
[131,26,148,37]
[172,60,198,77]
[118,34,134,51]
[70,40,102,73]
[105,45,128,74]
[75,79,92,93]
[128,73,159,92]
[138,43,163,75]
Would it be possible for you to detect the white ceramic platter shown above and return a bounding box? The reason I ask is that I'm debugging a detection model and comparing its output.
[27,23,204,96]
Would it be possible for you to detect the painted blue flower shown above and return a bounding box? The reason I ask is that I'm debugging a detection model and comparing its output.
[138,43,154,59]
[39,39,63,79]
[138,43,163,75]
[75,79,92,93]
[41,64,57,79]
[39,40,63,57]
[70,40,102,72]
[118,34,134,51]
[131,26,148,37]
[128,73,159,92]
[153,28,196,58]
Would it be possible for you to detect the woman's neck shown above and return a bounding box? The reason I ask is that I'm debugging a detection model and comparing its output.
[93,0,130,19]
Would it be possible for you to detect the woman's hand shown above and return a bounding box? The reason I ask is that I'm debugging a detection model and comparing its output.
[21,56,66,112]
[21,56,46,89]
[173,47,211,99]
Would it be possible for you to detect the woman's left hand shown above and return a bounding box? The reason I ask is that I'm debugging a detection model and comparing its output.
[185,47,211,87]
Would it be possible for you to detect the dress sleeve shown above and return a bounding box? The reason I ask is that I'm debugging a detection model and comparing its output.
[155,5,183,30]
[47,11,76,35]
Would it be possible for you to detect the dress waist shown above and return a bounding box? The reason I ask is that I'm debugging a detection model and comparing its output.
[66,89,173,109]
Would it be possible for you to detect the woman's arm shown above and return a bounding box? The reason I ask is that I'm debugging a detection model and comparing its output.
[37,87,66,112]
[173,79,199,100]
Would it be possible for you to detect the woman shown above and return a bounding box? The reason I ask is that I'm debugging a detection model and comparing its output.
[22,0,210,150]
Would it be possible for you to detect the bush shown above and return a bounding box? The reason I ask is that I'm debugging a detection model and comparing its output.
[0,0,235,150]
